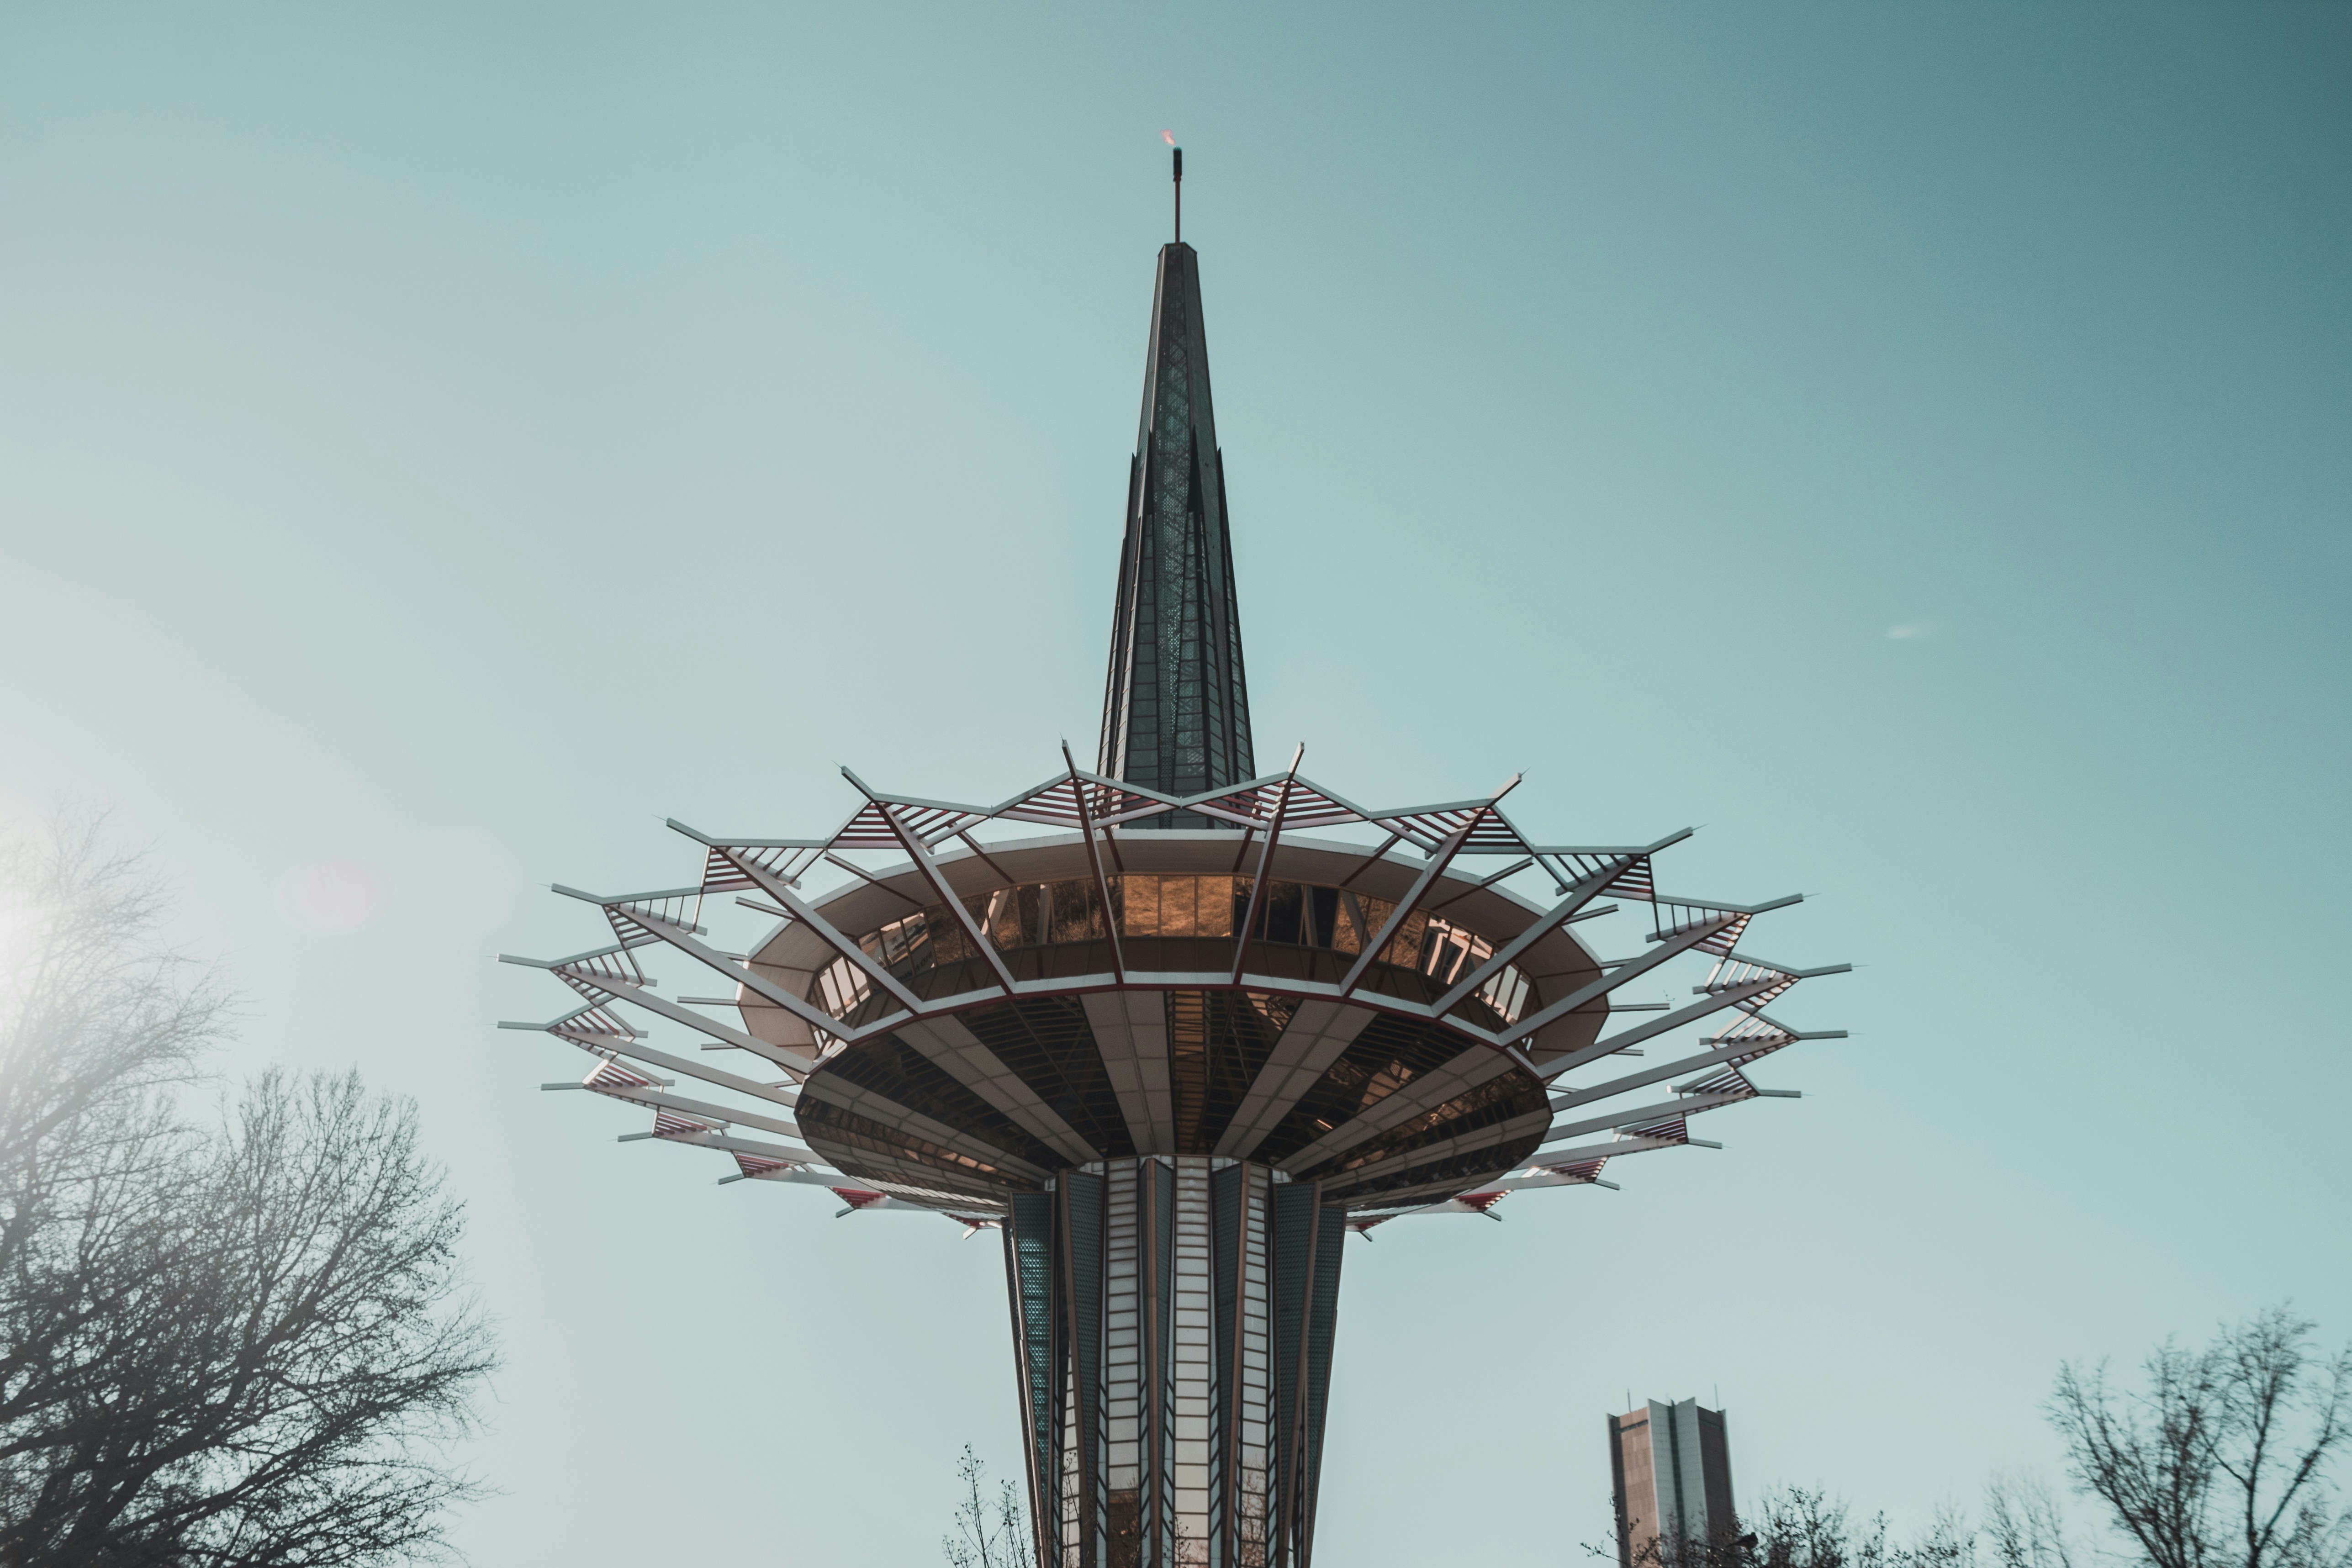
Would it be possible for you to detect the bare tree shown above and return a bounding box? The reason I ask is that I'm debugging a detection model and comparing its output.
[0,814,495,1566]
[1748,1486,1887,1568]
[0,811,223,1217]
[1591,1486,1863,1568]
[1592,1484,2036,1568]
[2051,1304,2352,1568]
[1984,1473,2074,1568]
[944,1445,1031,1568]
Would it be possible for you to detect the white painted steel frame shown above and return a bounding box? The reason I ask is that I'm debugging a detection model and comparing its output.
[505,754,1847,1231]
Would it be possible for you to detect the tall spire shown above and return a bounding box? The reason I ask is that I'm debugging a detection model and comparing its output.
[1098,190,1256,822]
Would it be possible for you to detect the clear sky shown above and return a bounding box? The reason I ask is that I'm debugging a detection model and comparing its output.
[3,4,2347,1563]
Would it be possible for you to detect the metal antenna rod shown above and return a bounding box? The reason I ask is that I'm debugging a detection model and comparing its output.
[1173,146,1183,243]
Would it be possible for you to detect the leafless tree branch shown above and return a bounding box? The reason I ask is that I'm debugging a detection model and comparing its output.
[2051,1304,2352,1568]
[0,812,495,1567]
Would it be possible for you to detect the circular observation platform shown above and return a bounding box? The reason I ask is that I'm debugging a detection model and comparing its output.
[734,831,1608,1211]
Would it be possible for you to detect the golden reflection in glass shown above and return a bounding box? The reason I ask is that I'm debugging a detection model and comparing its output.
[812,872,1539,1026]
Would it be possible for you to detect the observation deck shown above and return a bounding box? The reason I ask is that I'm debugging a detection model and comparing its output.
[752,830,1591,1212]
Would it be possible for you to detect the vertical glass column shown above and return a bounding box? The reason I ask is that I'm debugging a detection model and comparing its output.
[1010,1159,1337,1568]
[1103,1164,1143,1565]
[1170,1164,1215,1559]
[1236,1167,1272,1567]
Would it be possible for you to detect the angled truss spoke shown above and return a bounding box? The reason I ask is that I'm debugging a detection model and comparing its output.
[1513,1131,1689,1175]
[504,1012,807,1111]
[1533,974,1789,1078]
[824,776,1001,850]
[554,883,709,953]
[1171,761,1367,836]
[1082,777,1194,829]
[813,851,920,910]
[995,776,1092,830]
[697,839,827,898]
[1072,773,1181,822]
[1679,1066,1771,1098]
[1062,742,1128,983]
[1174,769,1295,824]
[1461,809,1539,857]
[592,888,887,1045]
[1255,793,1361,832]
[1532,949,1845,1081]
[1428,857,1535,912]
[508,962,815,1076]
[1702,953,1851,993]
[1553,1015,1845,1114]
[1342,1192,1509,1235]
[1540,1086,1772,1145]
[1493,912,1739,1048]
[1471,1162,1618,1195]
[574,1069,804,1142]
[632,1120,821,1165]
[1335,781,1515,997]
[1228,746,1305,983]
[1523,833,1690,900]
[670,822,928,1017]
[1359,777,1521,852]
[1429,839,1677,1020]
[1643,892,1802,958]
[1679,1011,1846,1079]
[500,942,650,991]
[842,770,1019,995]
[511,998,640,1050]
[719,1150,839,1185]
[1331,832,1406,890]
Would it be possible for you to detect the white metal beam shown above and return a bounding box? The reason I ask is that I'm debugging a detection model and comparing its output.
[1540,1088,1770,1144]
[670,823,927,1016]
[1212,1000,1376,1161]
[1509,1132,1687,1174]
[566,971,816,1075]
[577,1079,804,1142]
[1552,1028,1845,1112]
[1427,844,1660,1017]
[1533,976,1786,1078]
[638,1125,817,1164]
[555,887,854,1046]
[1492,914,1737,1048]
[1061,741,1128,984]
[891,1015,1101,1166]
[1229,744,1305,984]
[1083,990,1174,1154]
[843,770,1020,995]
[1336,779,1517,997]
[505,1021,803,1113]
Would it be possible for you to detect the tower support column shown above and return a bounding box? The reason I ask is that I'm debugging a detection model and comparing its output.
[1004,1157,1344,1568]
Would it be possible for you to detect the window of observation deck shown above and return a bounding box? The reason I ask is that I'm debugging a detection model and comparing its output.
[808,874,1537,1030]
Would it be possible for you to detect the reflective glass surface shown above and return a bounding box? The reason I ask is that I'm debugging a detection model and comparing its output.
[813,1030,1062,1171]
[791,1098,1039,1198]
[1293,1071,1547,1185]
[1241,1010,1537,1168]
[809,873,1538,1030]
[804,984,1547,1182]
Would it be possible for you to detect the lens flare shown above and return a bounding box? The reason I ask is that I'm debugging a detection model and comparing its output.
[274,859,388,933]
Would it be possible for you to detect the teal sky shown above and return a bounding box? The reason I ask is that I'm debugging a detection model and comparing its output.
[3,5,2347,1563]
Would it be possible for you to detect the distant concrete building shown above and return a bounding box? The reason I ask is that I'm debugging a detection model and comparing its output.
[1610,1399,1738,1568]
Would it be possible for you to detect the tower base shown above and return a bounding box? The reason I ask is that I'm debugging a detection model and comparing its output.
[1004,1156,1347,1568]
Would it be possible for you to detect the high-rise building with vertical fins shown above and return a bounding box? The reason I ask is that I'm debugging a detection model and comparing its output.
[1100,240,1256,822]
[1610,1399,1739,1566]
[513,167,1845,1568]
